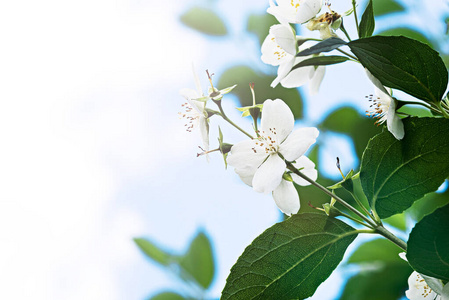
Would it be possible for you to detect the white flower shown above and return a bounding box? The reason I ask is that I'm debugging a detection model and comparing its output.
[179,65,210,152]
[227,99,319,214]
[366,71,404,140]
[406,272,441,300]
[273,156,317,215]
[267,0,323,24]
[261,24,325,94]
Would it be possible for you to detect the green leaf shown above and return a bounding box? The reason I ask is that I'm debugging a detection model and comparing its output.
[296,38,347,56]
[221,213,357,300]
[359,0,375,38]
[373,0,405,16]
[319,106,382,160]
[360,117,449,219]
[179,231,215,289]
[378,27,433,48]
[218,65,303,119]
[347,238,405,265]
[246,13,278,46]
[408,184,449,222]
[339,264,411,300]
[134,238,176,266]
[291,56,350,72]
[180,7,227,36]
[348,36,448,103]
[150,291,187,300]
[407,204,449,281]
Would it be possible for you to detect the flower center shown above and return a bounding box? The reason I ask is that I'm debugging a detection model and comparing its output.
[290,0,300,11]
[179,102,200,132]
[271,37,288,61]
[365,94,390,125]
[252,128,279,154]
[413,273,434,298]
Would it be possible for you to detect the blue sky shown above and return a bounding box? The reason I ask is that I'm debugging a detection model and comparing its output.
[0,0,448,299]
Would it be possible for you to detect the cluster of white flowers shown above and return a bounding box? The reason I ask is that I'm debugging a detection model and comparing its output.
[261,0,342,93]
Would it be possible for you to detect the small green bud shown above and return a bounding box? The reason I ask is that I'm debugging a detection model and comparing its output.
[282,172,293,182]
[249,106,261,121]
[220,143,233,154]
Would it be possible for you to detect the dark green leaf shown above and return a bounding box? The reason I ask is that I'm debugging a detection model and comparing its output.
[218,65,303,119]
[179,231,215,289]
[360,117,449,218]
[347,238,405,265]
[407,204,449,281]
[348,36,448,103]
[291,56,350,72]
[221,213,357,300]
[296,38,347,56]
[339,264,411,300]
[359,0,375,38]
[150,291,187,300]
[134,238,176,266]
[373,0,405,16]
[246,14,278,47]
[180,7,227,36]
[378,27,433,48]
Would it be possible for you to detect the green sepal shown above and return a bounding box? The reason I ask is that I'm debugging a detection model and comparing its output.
[323,203,342,217]
[236,104,263,118]
[205,108,220,118]
[327,170,356,193]
[218,126,232,168]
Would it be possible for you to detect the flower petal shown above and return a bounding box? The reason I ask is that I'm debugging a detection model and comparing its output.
[199,116,210,152]
[191,63,203,96]
[252,154,286,194]
[291,156,317,186]
[270,24,296,56]
[406,272,440,300]
[280,57,314,88]
[309,66,325,95]
[366,69,390,96]
[272,180,300,216]
[271,57,296,87]
[279,127,319,161]
[260,99,295,143]
[295,0,323,24]
[387,99,405,140]
[227,140,268,186]
[267,4,297,24]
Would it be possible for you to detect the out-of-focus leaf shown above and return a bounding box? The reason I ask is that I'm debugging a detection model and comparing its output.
[218,65,303,119]
[373,0,405,16]
[134,238,177,266]
[297,37,347,56]
[407,183,449,222]
[221,213,357,300]
[339,264,411,300]
[296,176,335,213]
[180,7,227,36]
[383,213,407,231]
[359,0,375,38]
[319,106,382,160]
[179,231,215,289]
[407,204,449,281]
[378,27,433,48]
[397,104,433,117]
[347,238,405,265]
[291,55,350,72]
[150,291,187,300]
[349,36,448,104]
[360,118,449,219]
[247,13,278,46]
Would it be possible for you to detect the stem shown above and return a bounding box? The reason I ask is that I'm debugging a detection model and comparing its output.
[352,0,359,34]
[339,210,375,229]
[437,102,449,119]
[287,161,408,250]
[286,162,378,228]
[336,48,358,61]
[348,191,378,223]
[376,225,407,251]
[215,102,254,139]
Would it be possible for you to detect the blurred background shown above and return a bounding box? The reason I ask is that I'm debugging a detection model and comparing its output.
[0,0,448,299]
